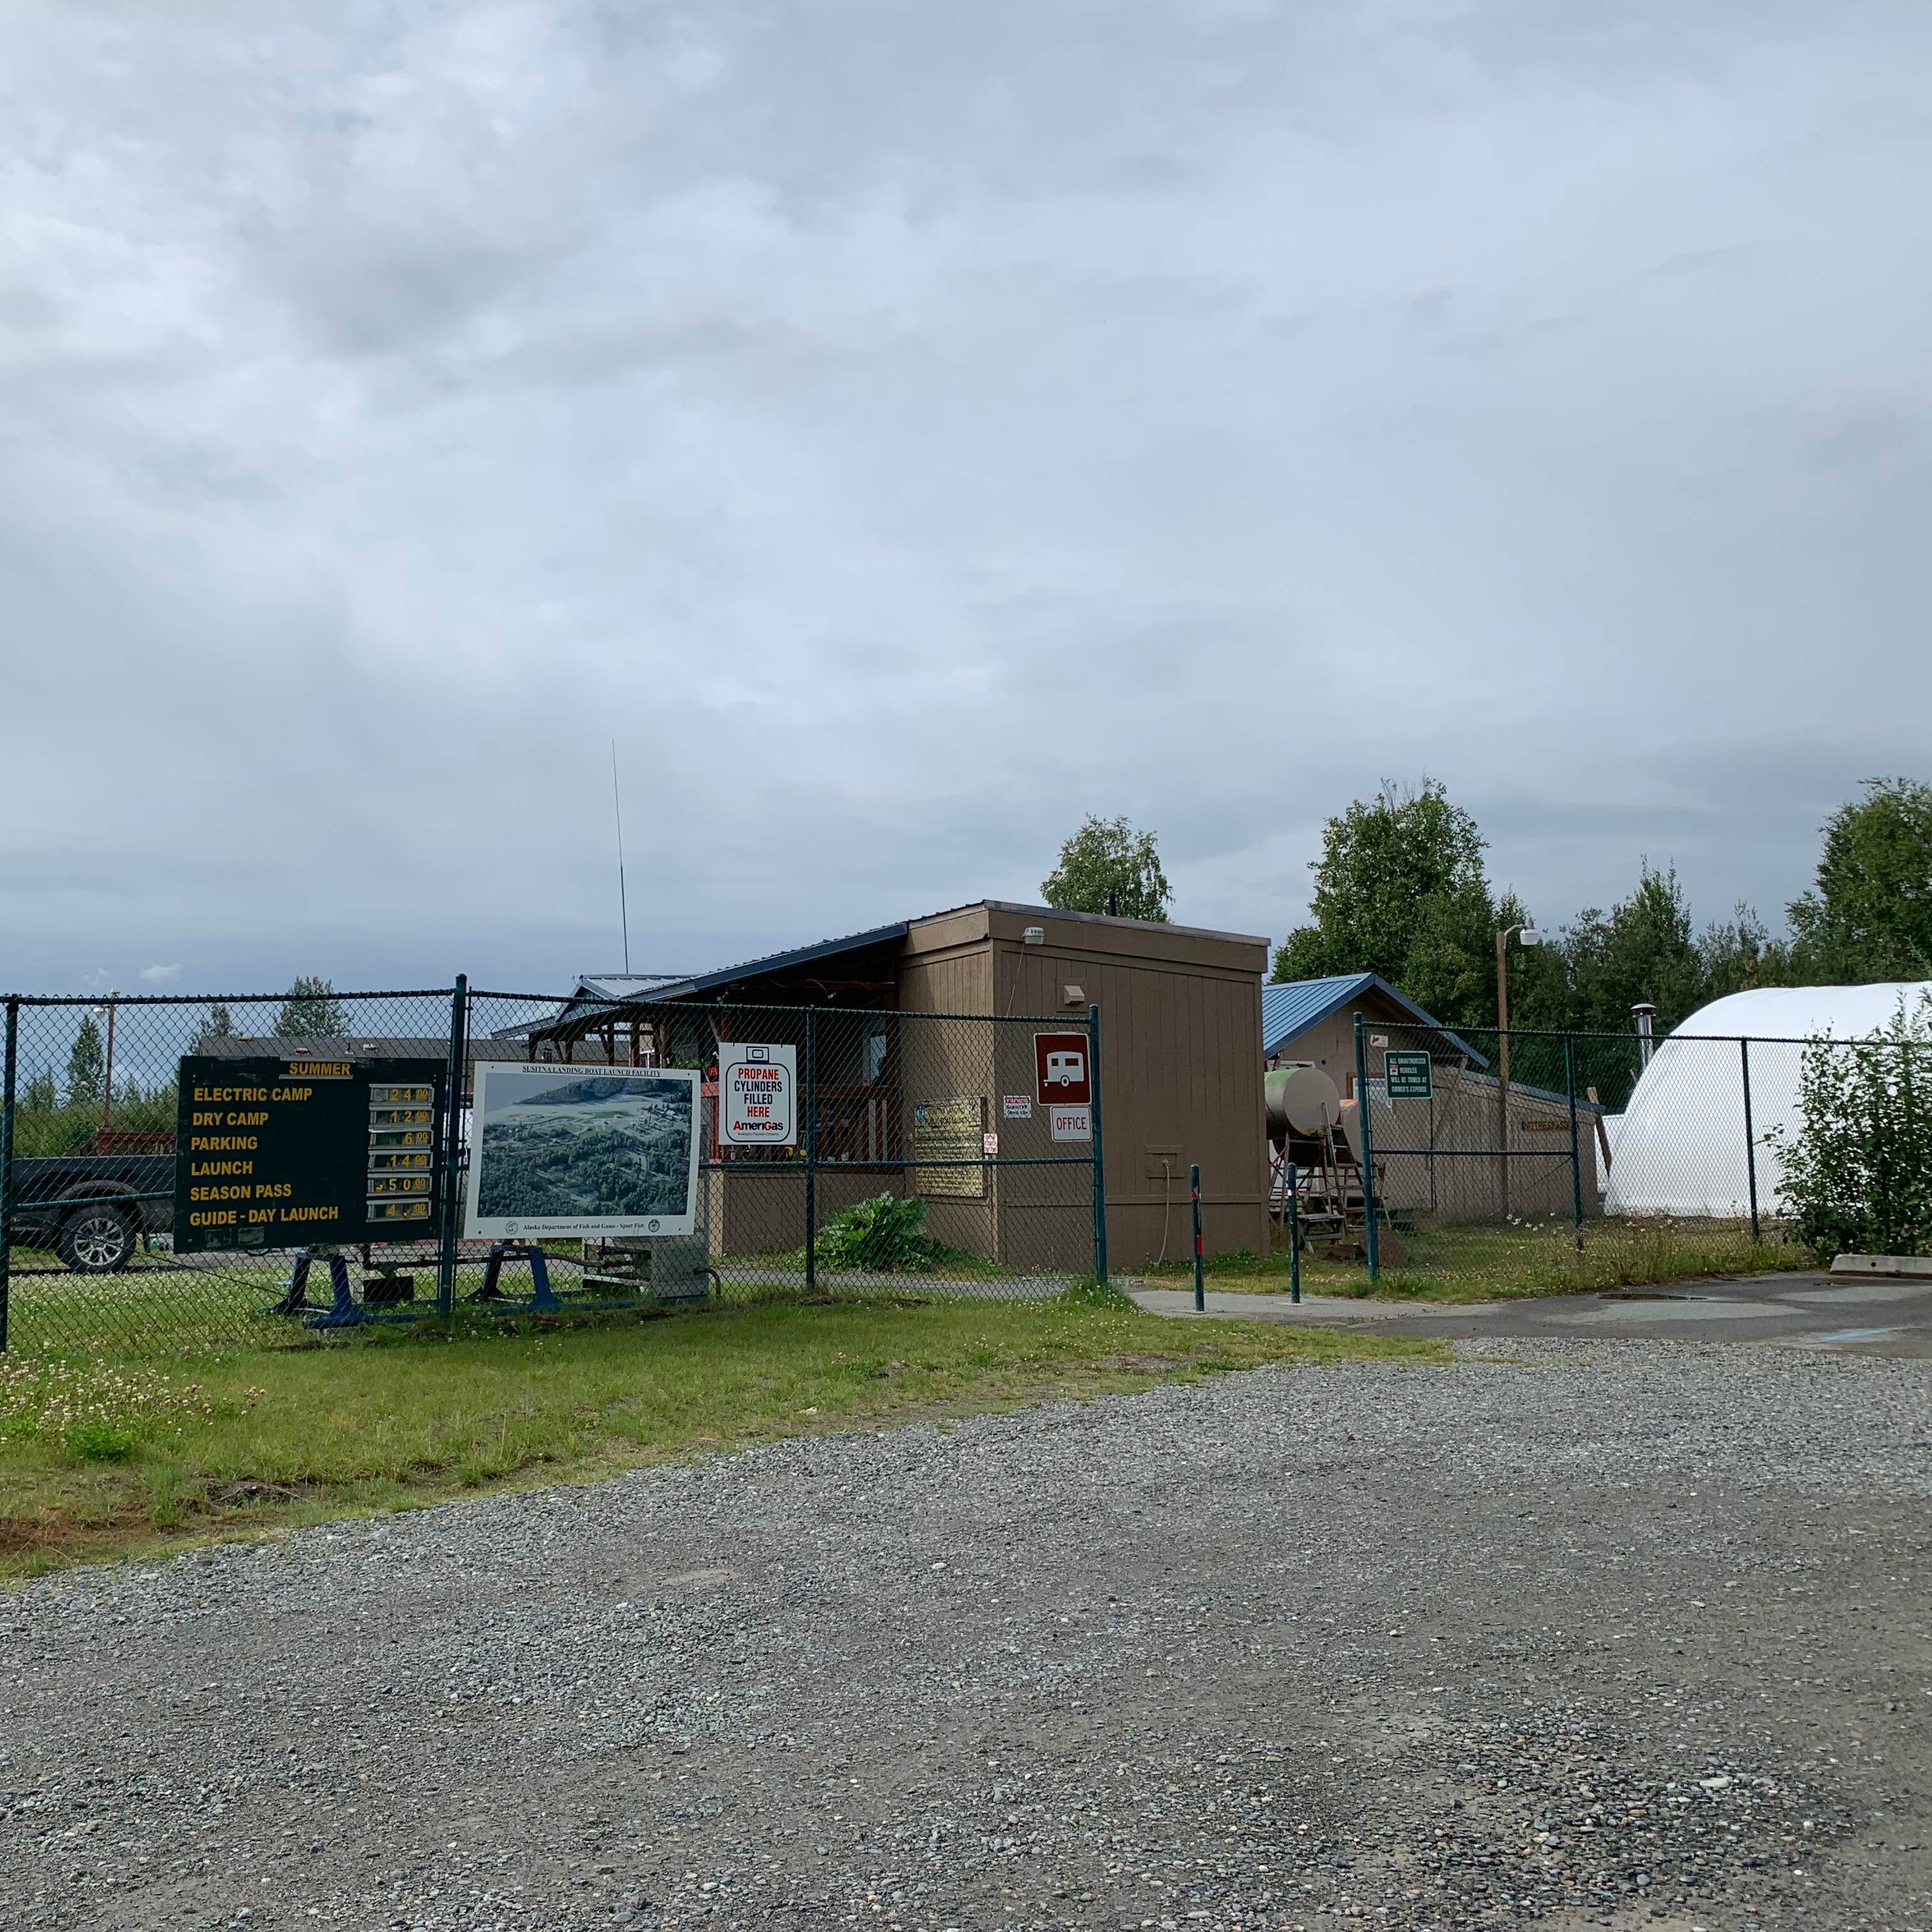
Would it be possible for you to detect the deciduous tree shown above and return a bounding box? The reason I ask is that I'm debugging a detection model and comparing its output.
[1042,815,1172,921]
[274,976,347,1038]
[1788,778,1932,983]
[1271,780,1499,1028]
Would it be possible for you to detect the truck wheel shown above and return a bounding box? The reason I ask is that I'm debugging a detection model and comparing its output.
[58,1203,136,1274]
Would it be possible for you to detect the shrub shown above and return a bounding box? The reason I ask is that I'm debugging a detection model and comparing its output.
[1772,992,1932,1261]
[813,1193,944,1272]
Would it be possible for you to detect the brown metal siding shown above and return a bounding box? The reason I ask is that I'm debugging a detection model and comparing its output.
[978,910,1268,1266]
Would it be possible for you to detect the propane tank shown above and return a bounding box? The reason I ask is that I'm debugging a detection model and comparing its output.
[1264,1063,1343,1141]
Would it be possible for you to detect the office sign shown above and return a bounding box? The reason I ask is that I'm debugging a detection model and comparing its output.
[173,1055,445,1252]
[717,1041,797,1146]
[1049,1103,1092,1144]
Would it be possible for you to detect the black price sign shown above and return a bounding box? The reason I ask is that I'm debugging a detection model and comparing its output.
[172,1056,447,1252]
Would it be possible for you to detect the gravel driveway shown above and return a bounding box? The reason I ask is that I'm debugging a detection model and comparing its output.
[3,1339,1929,1932]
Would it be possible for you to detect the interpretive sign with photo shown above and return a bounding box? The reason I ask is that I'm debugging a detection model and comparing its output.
[464,1062,700,1238]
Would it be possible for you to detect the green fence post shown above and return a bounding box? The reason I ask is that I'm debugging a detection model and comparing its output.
[804,1008,818,1294]
[437,974,468,1319]
[0,999,17,1354]
[1190,1162,1204,1312]
[1354,1013,1379,1283]
[1087,1004,1108,1285]
[1565,1032,1584,1241]
[1740,1037,1761,1244]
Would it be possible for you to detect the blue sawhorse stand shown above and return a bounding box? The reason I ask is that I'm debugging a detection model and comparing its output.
[268,1250,363,1327]
[468,1242,563,1313]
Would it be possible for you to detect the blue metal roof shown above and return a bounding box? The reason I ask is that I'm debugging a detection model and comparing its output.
[1262,973,1489,1067]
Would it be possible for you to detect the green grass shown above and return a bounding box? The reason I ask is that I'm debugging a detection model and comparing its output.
[1139,1216,1811,1304]
[2,1245,1036,1360]
[0,1294,1439,1579]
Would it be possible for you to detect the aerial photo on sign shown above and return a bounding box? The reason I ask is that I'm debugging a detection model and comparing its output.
[464,1063,700,1238]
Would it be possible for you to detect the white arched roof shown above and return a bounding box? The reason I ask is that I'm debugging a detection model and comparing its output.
[1604,981,1932,1219]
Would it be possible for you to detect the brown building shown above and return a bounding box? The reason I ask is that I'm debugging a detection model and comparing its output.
[1264,973,1603,1222]
[530,901,1271,1270]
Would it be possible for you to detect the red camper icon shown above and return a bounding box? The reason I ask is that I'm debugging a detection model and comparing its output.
[1033,1032,1092,1105]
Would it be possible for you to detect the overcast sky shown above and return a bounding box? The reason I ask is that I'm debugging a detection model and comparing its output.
[5,1,1930,997]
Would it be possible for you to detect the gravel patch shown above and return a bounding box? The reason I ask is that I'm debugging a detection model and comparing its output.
[2,1338,1929,1931]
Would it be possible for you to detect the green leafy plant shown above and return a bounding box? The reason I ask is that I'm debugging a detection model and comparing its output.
[66,1420,137,1462]
[1771,993,1932,1261]
[1059,1273,1136,1310]
[813,1193,946,1271]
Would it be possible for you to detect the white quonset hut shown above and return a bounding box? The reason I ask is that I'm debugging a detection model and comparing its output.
[1605,982,1932,1218]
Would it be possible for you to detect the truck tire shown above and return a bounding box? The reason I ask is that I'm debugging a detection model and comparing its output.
[58,1202,136,1274]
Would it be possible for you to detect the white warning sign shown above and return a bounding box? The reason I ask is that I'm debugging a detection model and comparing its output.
[718,1042,797,1146]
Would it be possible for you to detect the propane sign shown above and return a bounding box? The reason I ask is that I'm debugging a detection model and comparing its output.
[718,1042,797,1146]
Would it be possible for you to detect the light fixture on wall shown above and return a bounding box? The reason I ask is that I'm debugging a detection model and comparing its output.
[1022,926,1045,945]
[1062,983,1085,1007]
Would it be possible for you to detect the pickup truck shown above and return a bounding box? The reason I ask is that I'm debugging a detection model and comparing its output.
[6,1136,174,1272]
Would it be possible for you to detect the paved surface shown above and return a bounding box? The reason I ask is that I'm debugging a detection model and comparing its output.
[3,1338,1931,1932]
[1129,1270,1932,1357]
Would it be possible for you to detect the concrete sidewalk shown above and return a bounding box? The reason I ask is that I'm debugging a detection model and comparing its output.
[1128,1268,1932,1356]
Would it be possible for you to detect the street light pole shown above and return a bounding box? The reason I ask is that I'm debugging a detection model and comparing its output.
[1494,927,1541,1218]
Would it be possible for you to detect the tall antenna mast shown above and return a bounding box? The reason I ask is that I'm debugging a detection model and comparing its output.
[611,740,631,974]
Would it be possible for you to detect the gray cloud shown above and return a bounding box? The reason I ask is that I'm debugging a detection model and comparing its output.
[3,0,1931,993]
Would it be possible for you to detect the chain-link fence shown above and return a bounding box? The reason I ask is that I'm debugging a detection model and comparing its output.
[1273,1015,1923,1293]
[0,985,1102,1358]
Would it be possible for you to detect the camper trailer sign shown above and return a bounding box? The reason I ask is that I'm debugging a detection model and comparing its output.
[718,1042,797,1146]
[1384,1050,1433,1100]
[1033,1032,1091,1106]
